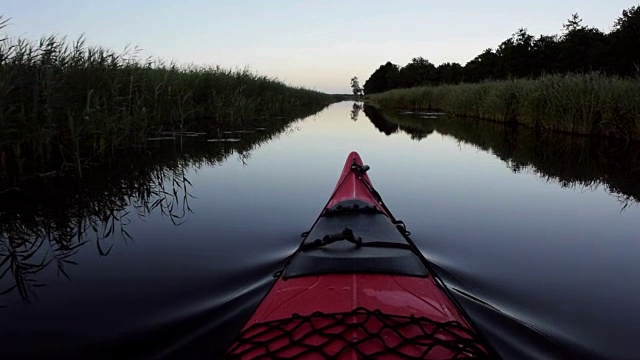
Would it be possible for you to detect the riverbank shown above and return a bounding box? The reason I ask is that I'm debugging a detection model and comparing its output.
[365,73,640,141]
[0,25,336,179]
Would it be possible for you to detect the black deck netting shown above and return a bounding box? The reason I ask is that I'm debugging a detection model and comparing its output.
[224,307,493,359]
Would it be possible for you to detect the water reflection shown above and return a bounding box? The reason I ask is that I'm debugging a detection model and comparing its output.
[363,105,399,136]
[0,161,198,302]
[0,108,325,306]
[350,102,363,121]
[363,105,640,209]
[1,102,638,359]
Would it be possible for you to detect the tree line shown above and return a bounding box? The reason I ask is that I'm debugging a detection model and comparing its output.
[362,6,640,94]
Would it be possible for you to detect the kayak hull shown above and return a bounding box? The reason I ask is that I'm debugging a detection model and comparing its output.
[225,151,494,359]
[238,274,471,327]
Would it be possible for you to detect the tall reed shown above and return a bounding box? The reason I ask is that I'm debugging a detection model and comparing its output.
[0,21,335,178]
[366,73,640,141]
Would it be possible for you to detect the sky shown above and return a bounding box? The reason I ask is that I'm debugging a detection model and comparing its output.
[2,0,638,93]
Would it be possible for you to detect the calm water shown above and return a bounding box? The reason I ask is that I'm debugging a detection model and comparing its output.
[1,102,639,359]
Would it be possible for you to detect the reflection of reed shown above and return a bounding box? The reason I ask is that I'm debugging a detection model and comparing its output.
[0,108,321,305]
[364,106,640,209]
[0,233,49,304]
[0,163,193,304]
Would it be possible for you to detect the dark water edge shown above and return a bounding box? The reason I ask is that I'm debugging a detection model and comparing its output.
[1,102,639,359]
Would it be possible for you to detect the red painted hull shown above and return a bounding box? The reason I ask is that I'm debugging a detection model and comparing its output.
[225,151,493,359]
[326,151,386,214]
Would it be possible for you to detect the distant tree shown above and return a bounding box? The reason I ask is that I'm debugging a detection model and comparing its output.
[610,6,640,75]
[384,64,401,90]
[559,14,609,73]
[362,5,640,88]
[497,28,536,78]
[434,62,464,84]
[531,35,561,75]
[363,62,401,94]
[563,13,584,33]
[398,57,436,87]
[350,76,363,97]
[464,48,501,82]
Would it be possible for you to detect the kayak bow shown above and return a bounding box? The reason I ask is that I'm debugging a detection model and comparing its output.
[225,151,496,359]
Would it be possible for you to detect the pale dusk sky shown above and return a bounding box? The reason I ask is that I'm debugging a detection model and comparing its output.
[3,1,638,93]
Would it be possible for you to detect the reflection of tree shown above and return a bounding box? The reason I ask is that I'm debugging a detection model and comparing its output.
[365,107,640,210]
[363,105,434,140]
[350,103,363,121]
[362,106,399,136]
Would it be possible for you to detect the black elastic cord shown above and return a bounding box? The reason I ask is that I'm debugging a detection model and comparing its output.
[301,228,362,250]
[359,241,412,250]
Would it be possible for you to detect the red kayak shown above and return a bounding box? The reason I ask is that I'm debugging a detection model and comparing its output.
[225,151,496,359]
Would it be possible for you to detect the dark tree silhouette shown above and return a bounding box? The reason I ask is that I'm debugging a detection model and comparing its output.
[363,62,401,94]
[435,62,464,84]
[398,57,437,87]
[362,5,640,94]
[610,5,640,75]
[463,49,500,83]
[350,76,363,97]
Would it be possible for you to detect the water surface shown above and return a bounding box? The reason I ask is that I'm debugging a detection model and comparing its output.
[1,102,639,359]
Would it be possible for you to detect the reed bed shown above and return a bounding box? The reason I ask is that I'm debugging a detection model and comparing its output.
[0,20,335,178]
[366,73,640,141]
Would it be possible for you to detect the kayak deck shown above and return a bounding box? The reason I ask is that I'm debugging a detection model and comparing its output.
[225,152,494,359]
[227,276,486,358]
[284,209,427,278]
